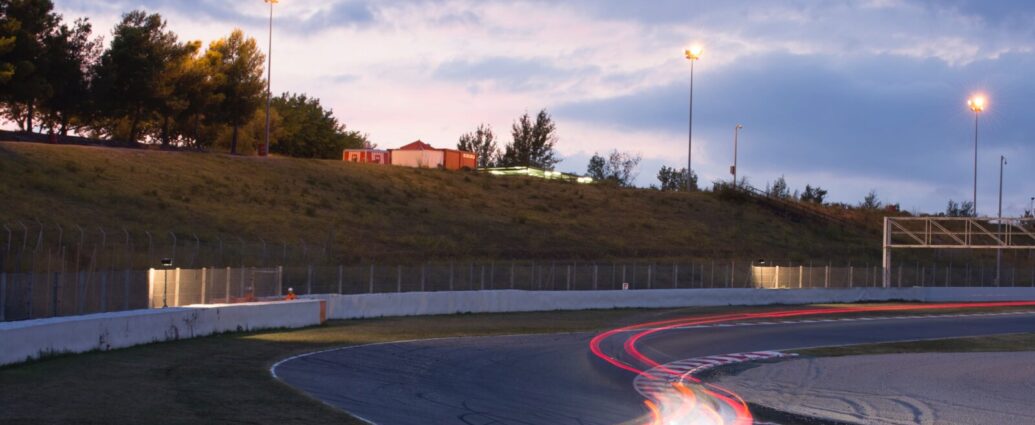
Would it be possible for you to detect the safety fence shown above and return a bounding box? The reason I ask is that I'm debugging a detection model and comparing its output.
[4,259,1035,322]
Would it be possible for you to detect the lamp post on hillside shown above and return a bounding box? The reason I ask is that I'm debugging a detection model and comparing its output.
[997,155,1006,286]
[731,124,743,186]
[262,0,278,157]
[684,45,702,191]
[967,95,986,215]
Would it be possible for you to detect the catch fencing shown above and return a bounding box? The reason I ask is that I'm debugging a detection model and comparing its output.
[3,222,1035,322]
[4,259,1035,322]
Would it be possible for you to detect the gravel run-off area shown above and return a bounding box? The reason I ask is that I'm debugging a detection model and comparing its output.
[713,352,1035,425]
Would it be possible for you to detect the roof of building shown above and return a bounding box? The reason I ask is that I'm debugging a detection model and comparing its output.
[396,140,436,151]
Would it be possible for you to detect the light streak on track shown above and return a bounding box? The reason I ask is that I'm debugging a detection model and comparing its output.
[589,301,1035,425]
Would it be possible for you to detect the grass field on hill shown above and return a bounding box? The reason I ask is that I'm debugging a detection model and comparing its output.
[0,141,879,263]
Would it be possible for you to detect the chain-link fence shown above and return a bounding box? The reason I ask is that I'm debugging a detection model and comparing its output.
[3,222,1035,322]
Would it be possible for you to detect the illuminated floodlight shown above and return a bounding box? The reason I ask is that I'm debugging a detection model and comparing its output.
[967,95,986,113]
[684,45,703,60]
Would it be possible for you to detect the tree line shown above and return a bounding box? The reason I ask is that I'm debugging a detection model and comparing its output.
[456,109,561,170]
[0,0,365,158]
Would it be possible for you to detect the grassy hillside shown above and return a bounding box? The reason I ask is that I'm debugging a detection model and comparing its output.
[0,141,880,263]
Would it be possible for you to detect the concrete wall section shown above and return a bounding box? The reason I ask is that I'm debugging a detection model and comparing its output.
[312,287,1035,320]
[311,288,922,320]
[917,287,1035,302]
[0,300,324,367]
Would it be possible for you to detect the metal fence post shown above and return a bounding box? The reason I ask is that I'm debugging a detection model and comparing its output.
[0,269,6,321]
[306,265,312,295]
[225,266,231,303]
[510,262,515,289]
[480,264,486,290]
[369,264,375,293]
[611,263,616,290]
[173,267,181,307]
[147,268,154,308]
[799,266,804,289]
[593,263,599,290]
[847,263,853,288]
[530,261,536,289]
[730,261,734,288]
[397,265,402,292]
[421,264,426,292]
[275,266,283,295]
[710,261,715,288]
[122,267,130,311]
[201,267,207,304]
[646,264,652,289]
[338,265,344,294]
[673,263,679,288]
[825,264,830,288]
[566,265,571,290]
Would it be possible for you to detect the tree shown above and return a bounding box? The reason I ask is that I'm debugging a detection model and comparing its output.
[498,109,560,169]
[860,190,882,210]
[945,200,975,217]
[151,40,221,148]
[207,29,265,155]
[800,184,828,204]
[0,12,15,84]
[0,0,61,132]
[587,150,642,186]
[768,176,791,198]
[270,92,367,159]
[39,17,100,135]
[457,124,498,168]
[90,11,183,143]
[656,166,697,191]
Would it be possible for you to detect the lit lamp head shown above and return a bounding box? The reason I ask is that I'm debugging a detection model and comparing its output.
[160,258,173,268]
[967,95,986,113]
[265,0,279,4]
[685,45,703,61]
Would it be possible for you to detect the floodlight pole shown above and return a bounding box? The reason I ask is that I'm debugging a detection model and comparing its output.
[684,47,701,191]
[972,110,980,215]
[882,216,891,288]
[263,0,277,157]
[732,124,742,186]
[997,155,1006,285]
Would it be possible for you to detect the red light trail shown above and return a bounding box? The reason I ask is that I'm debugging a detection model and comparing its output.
[589,301,1035,425]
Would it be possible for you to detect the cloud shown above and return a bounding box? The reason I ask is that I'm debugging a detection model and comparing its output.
[433,57,598,91]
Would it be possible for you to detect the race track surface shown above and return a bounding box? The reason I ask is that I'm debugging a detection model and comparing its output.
[273,311,1035,425]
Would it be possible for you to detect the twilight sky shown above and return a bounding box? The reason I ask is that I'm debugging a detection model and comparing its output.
[52,0,1035,216]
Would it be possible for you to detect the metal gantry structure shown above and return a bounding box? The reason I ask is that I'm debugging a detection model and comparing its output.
[882,216,1035,287]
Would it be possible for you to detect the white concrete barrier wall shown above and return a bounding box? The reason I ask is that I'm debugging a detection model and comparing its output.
[0,300,324,367]
[314,288,893,320]
[311,288,1035,320]
[917,287,1035,302]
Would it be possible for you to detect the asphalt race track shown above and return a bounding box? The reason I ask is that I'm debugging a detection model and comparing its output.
[273,310,1035,425]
